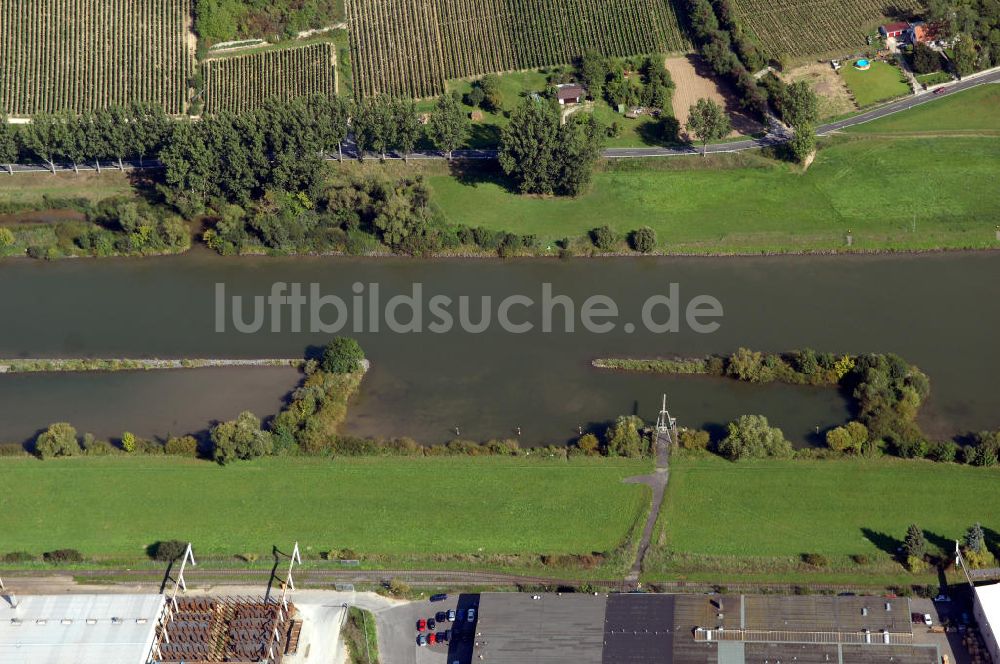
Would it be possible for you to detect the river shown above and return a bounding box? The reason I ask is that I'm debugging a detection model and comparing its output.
[0,250,997,445]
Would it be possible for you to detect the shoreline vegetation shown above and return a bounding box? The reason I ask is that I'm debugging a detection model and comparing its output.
[593,349,998,465]
[0,357,307,373]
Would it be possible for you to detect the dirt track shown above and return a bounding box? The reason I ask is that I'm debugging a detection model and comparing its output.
[665,55,764,137]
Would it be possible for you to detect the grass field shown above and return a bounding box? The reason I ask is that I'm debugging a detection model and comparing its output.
[428,134,1000,252]
[849,84,1000,134]
[0,456,651,562]
[839,61,911,107]
[0,171,134,207]
[644,455,1000,583]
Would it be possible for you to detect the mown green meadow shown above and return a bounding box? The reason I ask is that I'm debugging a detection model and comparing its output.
[0,455,651,561]
[848,83,1000,134]
[645,454,1000,583]
[429,134,1000,252]
[839,61,911,107]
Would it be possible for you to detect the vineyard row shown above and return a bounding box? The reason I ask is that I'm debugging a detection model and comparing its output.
[732,0,921,57]
[345,0,691,98]
[202,44,339,115]
[0,0,194,115]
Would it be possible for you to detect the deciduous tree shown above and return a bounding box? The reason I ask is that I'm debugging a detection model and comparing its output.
[35,423,79,459]
[211,411,273,464]
[499,98,560,194]
[718,414,792,460]
[685,98,731,156]
[321,337,365,374]
[428,93,469,159]
[0,112,17,174]
[394,98,422,163]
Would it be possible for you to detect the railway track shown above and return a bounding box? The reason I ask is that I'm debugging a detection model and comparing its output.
[0,566,631,590]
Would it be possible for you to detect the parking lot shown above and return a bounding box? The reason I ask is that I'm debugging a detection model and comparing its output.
[911,592,977,664]
[377,593,480,664]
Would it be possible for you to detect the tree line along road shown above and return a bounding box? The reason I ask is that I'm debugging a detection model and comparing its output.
[2,69,998,174]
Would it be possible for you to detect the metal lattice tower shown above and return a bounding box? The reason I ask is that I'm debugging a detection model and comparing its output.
[655,394,678,445]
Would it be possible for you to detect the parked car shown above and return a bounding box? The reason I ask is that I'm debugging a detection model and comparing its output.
[436,611,448,622]
[417,634,428,646]
[428,618,437,631]
[467,607,477,622]
[923,614,934,626]
[417,618,427,631]
[447,609,456,622]
[429,633,437,645]
[431,593,448,602]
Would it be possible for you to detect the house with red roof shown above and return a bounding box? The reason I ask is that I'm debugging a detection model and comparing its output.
[880,22,909,38]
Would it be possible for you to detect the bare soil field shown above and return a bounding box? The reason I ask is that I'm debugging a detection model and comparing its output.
[784,62,857,118]
[665,55,764,137]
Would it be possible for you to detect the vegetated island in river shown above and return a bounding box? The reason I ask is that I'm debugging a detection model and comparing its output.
[0,357,306,373]
[594,348,946,457]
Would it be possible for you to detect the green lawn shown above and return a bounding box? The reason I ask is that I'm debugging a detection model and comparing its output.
[850,84,1000,134]
[419,68,676,149]
[0,456,650,560]
[839,60,911,107]
[643,455,1000,584]
[430,135,1000,252]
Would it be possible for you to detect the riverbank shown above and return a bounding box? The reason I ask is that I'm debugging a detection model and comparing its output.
[0,358,305,373]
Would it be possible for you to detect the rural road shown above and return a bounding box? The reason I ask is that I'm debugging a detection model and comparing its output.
[623,429,672,583]
[3,68,998,175]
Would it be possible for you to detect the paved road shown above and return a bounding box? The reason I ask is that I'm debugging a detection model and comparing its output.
[3,67,998,175]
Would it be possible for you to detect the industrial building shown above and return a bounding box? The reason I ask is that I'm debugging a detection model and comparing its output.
[974,583,1000,664]
[0,593,166,664]
[472,592,942,664]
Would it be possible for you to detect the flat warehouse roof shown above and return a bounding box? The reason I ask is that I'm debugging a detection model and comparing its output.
[477,592,606,664]
[742,596,913,633]
[603,594,676,664]
[0,593,165,664]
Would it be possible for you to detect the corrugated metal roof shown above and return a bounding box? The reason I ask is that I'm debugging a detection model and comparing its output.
[0,594,165,664]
